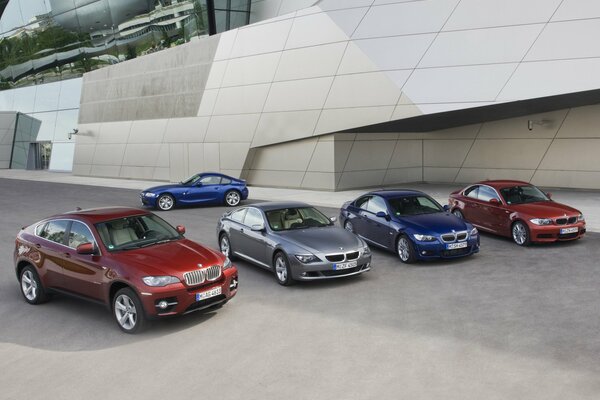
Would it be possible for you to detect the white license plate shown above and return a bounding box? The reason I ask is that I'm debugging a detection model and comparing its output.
[560,227,578,234]
[446,242,468,250]
[196,286,222,301]
[333,261,357,270]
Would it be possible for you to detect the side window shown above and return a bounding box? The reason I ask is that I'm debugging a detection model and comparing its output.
[199,175,222,185]
[230,208,247,223]
[221,178,231,184]
[366,196,388,214]
[478,186,500,202]
[40,220,70,245]
[465,186,479,199]
[244,208,264,227]
[35,223,47,236]
[68,221,96,248]
[355,196,371,210]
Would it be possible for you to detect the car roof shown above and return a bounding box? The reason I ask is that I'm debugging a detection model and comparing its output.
[366,189,426,198]
[474,180,531,189]
[55,207,151,223]
[199,171,239,180]
[248,201,312,211]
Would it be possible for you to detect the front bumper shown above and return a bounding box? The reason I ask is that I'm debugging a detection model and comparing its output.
[139,267,238,318]
[413,237,480,260]
[140,193,157,207]
[289,254,371,281]
[529,222,586,242]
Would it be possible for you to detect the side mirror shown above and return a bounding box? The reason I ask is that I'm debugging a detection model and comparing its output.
[329,216,337,223]
[251,223,265,232]
[375,211,391,221]
[443,205,450,212]
[76,242,96,255]
[176,225,186,235]
[195,182,203,187]
[546,192,552,199]
[489,198,500,205]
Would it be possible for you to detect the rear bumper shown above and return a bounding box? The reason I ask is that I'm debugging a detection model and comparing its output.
[529,222,586,242]
[413,237,480,260]
[140,267,238,318]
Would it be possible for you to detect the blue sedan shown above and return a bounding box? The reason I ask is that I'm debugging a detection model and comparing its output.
[340,190,479,263]
[140,172,249,211]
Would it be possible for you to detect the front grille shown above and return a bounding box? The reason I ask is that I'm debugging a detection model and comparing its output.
[440,231,468,243]
[183,265,221,286]
[346,251,359,260]
[325,250,361,262]
[325,254,344,262]
[556,216,577,225]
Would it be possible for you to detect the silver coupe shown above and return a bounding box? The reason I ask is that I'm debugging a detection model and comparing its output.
[216,202,371,286]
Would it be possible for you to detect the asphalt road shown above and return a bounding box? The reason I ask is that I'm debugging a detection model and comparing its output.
[1,178,600,400]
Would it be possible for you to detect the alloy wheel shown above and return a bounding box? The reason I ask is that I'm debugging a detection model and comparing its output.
[114,294,138,331]
[452,210,463,219]
[275,256,288,283]
[158,195,174,211]
[220,235,230,257]
[21,270,38,301]
[397,237,410,262]
[512,222,528,246]
[225,191,240,207]
[344,220,354,233]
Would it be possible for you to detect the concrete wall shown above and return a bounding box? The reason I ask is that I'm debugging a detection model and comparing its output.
[0,112,17,169]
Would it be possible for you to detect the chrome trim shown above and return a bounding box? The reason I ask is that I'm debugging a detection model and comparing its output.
[440,231,469,243]
[183,265,222,286]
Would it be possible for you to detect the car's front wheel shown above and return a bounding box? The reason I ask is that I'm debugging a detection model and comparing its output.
[344,220,354,233]
[224,190,241,207]
[397,235,416,264]
[219,233,236,261]
[512,221,530,246]
[273,252,294,286]
[452,209,464,219]
[20,265,48,304]
[113,288,146,334]
[157,194,175,211]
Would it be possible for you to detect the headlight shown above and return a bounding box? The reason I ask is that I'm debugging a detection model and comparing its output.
[145,192,158,198]
[142,276,180,287]
[470,227,478,237]
[578,214,585,222]
[295,254,320,263]
[223,257,233,270]
[413,234,436,242]
[530,218,552,225]
[362,245,371,257]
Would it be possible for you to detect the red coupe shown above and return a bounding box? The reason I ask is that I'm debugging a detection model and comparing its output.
[14,207,238,333]
[449,180,585,246]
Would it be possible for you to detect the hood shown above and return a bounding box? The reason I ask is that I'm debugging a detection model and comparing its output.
[112,239,224,277]
[398,212,470,234]
[143,184,182,193]
[276,226,363,254]
[509,201,581,218]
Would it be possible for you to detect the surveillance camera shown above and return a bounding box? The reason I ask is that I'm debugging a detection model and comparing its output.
[527,120,533,131]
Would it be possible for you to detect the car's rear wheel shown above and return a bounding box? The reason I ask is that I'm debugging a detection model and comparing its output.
[20,265,47,304]
[224,190,241,207]
[219,233,236,261]
[452,209,464,219]
[512,221,530,246]
[397,235,416,264]
[157,194,174,211]
[113,288,146,334]
[274,252,294,286]
[344,220,354,233]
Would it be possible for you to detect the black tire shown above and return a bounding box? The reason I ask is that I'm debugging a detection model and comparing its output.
[273,252,294,286]
[511,221,531,246]
[344,220,355,233]
[157,194,175,211]
[113,287,146,334]
[452,209,464,219]
[219,233,237,261]
[19,265,48,305]
[396,235,416,264]
[224,190,241,207]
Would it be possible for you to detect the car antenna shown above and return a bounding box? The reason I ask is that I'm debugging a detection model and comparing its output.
[75,207,82,211]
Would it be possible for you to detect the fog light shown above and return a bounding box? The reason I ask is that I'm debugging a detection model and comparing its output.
[300,272,307,277]
[229,277,238,290]
[157,300,168,309]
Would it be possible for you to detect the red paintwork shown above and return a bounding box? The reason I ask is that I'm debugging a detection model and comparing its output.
[449,180,586,243]
[13,207,237,318]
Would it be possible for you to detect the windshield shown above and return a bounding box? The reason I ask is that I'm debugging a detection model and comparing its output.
[388,196,444,216]
[265,207,332,231]
[500,185,549,205]
[181,174,201,185]
[95,214,181,251]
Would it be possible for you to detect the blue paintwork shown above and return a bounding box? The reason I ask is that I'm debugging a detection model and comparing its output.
[140,172,249,209]
[339,190,479,260]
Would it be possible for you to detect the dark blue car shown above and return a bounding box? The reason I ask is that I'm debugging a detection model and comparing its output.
[140,172,249,211]
[340,190,479,263]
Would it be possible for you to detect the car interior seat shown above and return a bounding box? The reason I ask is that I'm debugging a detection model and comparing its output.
[108,219,138,246]
[283,209,303,229]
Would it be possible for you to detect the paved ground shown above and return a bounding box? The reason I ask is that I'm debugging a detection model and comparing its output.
[1,179,600,399]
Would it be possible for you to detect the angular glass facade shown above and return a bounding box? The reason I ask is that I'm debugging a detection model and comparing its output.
[0,0,210,91]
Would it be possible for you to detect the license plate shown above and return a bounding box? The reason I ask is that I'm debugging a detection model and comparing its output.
[196,286,222,301]
[333,261,357,270]
[560,227,578,234]
[446,242,468,250]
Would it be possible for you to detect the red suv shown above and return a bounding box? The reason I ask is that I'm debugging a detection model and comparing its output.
[14,207,238,333]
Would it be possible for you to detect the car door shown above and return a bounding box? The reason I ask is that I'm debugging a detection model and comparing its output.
[34,219,71,289]
[226,208,247,255]
[236,208,269,267]
[61,221,106,301]
[350,196,371,239]
[185,175,222,204]
[477,186,509,234]
[461,185,481,223]
[364,195,393,248]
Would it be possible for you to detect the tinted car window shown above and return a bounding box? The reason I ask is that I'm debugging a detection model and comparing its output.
[366,196,387,214]
[478,186,500,202]
[221,178,232,184]
[95,214,180,251]
[465,186,479,199]
[199,175,221,185]
[244,208,264,227]
[230,208,247,223]
[40,220,69,245]
[68,221,95,248]
[355,196,371,210]
[500,185,549,205]
[266,207,332,231]
[388,196,443,216]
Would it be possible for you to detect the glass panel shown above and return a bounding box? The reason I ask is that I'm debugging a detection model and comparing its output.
[68,221,96,248]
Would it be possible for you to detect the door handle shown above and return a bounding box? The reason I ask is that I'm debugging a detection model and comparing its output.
[35,244,41,249]
[240,228,244,233]
[63,252,71,258]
